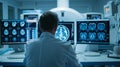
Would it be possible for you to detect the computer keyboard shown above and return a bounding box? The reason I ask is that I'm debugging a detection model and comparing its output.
[7,55,25,59]
[0,48,12,55]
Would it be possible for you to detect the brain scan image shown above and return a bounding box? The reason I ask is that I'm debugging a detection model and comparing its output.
[12,22,17,27]
[1,20,27,44]
[88,23,96,30]
[98,32,105,40]
[20,21,25,27]
[12,37,17,42]
[12,29,17,35]
[89,32,96,40]
[4,37,8,42]
[21,38,25,42]
[4,22,9,27]
[98,23,105,31]
[80,32,87,40]
[80,23,87,30]
[20,29,25,35]
[55,25,70,41]
[4,29,9,35]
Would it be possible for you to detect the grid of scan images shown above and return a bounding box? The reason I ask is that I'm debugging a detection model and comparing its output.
[1,20,26,45]
[77,20,109,44]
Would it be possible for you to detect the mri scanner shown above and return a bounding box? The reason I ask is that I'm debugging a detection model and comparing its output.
[50,7,85,21]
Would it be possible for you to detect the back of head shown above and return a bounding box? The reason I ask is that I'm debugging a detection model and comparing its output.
[39,11,58,32]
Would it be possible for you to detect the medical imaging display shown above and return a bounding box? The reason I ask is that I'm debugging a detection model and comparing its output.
[0,20,27,45]
[77,20,109,44]
[55,22,74,44]
[24,15,38,40]
[87,14,102,19]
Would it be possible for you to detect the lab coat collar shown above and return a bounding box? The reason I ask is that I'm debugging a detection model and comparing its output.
[40,32,55,38]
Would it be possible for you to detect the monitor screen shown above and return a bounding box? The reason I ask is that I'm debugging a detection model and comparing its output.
[24,14,38,27]
[24,14,39,40]
[0,20,27,45]
[87,14,102,20]
[77,20,109,45]
[55,22,74,44]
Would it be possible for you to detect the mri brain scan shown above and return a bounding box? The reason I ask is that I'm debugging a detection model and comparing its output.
[55,25,70,41]
[4,29,9,35]
[20,21,25,27]
[98,23,105,31]
[89,32,96,40]
[20,29,25,35]
[21,38,25,42]
[12,22,17,27]
[80,32,87,40]
[1,20,27,44]
[80,23,87,30]
[77,20,109,44]
[12,29,17,35]
[12,37,17,42]
[98,32,105,40]
[4,22,9,27]
[4,37,9,42]
[88,23,96,30]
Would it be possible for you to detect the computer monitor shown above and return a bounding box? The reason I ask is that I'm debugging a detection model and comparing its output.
[24,14,39,40]
[77,19,110,45]
[55,21,74,44]
[87,14,102,20]
[0,19,27,45]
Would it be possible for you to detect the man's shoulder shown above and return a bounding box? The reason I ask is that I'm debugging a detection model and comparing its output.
[26,39,40,47]
[54,39,71,46]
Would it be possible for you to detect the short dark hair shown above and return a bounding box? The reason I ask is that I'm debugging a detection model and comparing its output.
[39,11,58,31]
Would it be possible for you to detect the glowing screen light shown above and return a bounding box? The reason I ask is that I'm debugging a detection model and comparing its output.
[98,32,105,40]
[12,29,17,35]
[4,29,9,35]
[12,37,17,42]
[55,25,70,41]
[1,20,27,45]
[98,23,105,31]
[4,22,9,27]
[89,32,96,40]
[80,23,87,30]
[77,20,109,45]
[5,37,9,42]
[12,22,17,27]
[21,38,25,42]
[20,29,25,35]
[88,23,96,30]
[20,21,25,27]
[80,32,87,40]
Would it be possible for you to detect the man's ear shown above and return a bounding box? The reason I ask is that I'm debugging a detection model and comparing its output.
[52,26,57,34]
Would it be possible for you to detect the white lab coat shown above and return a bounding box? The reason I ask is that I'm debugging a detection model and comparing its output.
[24,32,81,67]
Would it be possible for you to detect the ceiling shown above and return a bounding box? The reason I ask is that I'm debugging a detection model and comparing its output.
[12,0,56,2]
[11,0,97,2]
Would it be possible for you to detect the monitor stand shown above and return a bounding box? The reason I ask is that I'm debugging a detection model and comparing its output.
[84,45,100,57]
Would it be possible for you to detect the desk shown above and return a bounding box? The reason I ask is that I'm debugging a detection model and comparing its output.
[77,53,120,66]
[0,51,120,67]
[0,51,25,67]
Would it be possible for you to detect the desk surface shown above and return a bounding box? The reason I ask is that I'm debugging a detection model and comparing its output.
[0,51,120,66]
